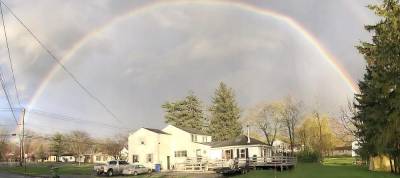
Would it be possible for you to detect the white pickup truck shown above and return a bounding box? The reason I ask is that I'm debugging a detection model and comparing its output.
[93,160,129,176]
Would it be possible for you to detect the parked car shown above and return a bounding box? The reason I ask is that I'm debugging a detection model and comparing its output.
[122,164,152,176]
[93,160,130,176]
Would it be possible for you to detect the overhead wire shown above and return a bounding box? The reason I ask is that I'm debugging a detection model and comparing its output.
[0,71,18,125]
[0,0,124,124]
[0,2,21,106]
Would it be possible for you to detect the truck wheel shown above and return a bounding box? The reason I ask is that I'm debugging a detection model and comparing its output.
[107,169,113,176]
[133,171,138,176]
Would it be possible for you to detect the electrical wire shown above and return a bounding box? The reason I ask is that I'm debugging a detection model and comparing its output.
[0,71,18,125]
[0,0,123,124]
[0,2,21,106]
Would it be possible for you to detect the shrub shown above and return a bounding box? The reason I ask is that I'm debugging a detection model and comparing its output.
[297,150,320,163]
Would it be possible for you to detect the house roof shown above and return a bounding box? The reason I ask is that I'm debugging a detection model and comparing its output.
[144,128,170,135]
[210,135,267,148]
[173,125,209,135]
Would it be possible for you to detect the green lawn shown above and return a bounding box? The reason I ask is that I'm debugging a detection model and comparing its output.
[0,163,93,176]
[236,157,396,178]
[0,158,397,178]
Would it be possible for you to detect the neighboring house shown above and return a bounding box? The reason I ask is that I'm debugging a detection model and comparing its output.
[45,154,75,162]
[351,141,360,157]
[128,124,272,171]
[92,153,113,164]
[272,139,291,153]
[331,146,352,156]
[120,147,129,160]
[128,125,212,170]
[209,135,272,162]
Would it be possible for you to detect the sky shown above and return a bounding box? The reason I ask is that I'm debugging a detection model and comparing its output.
[0,0,380,137]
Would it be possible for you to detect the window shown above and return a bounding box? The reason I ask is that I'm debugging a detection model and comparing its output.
[96,156,101,161]
[137,165,145,168]
[103,156,107,161]
[146,154,153,163]
[202,136,207,142]
[174,151,187,157]
[240,149,246,158]
[223,150,233,159]
[132,155,139,163]
[119,161,129,165]
[196,149,201,157]
[191,134,197,142]
[109,161,117,165]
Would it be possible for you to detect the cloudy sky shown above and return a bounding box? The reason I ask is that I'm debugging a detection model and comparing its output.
[0,0,379,137]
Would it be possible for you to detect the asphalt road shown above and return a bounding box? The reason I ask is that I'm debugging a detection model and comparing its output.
[0,173,41,178]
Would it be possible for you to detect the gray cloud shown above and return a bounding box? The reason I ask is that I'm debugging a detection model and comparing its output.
[0,0,377,137]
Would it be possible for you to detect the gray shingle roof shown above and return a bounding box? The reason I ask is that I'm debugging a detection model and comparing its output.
[144,128,170,135]
[174,126,210,135]
[210,135,267,148]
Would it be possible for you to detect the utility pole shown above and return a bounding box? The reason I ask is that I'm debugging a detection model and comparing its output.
[19,108,25,167]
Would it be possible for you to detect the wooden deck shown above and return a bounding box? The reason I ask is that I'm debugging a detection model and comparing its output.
[174,156,297,172]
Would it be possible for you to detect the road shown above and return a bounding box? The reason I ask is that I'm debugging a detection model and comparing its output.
[0,172,42,178]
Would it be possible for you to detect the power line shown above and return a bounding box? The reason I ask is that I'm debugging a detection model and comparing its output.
[0,1,123,124]
[0,71,18,125]
[28,109,130,130]
[0,108,131,130]
[0,2,20,106]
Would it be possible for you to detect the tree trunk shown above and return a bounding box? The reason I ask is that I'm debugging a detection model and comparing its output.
[389,156,394,173]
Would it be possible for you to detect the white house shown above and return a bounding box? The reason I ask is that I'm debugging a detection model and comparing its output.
[128,125,272,171]
[128,125,212,170]
[46,154,75,163]
[209,135,272,162]
[352,141,360,157]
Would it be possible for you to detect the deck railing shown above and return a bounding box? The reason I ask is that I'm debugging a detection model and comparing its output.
[173,156,297,171]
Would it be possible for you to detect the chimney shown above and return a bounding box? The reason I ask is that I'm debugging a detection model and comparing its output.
[247,124,250,143]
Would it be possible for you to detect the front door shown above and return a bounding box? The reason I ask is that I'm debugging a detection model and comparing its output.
[167,156,170,170]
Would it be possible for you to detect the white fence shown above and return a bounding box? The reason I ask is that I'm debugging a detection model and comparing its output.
[173,156,297,171]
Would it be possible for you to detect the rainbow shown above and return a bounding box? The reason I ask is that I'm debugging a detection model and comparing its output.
[26,0,360,112]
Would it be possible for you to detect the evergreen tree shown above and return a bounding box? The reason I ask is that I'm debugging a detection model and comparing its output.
[162,92,205,131]
[36,144,47,162]
[209,82,242,141]
[50,133,64,162]
[354,0,400,173]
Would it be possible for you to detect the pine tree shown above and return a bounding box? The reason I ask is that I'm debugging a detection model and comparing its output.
[162,92,205,131]
[209,82,242,141]
[37,144,47,162]
[354,0,400,173]
[50,133,64,162]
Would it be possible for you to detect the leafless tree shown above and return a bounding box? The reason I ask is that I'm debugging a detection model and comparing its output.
[245,102,284,146]
[281,96,302,155]
[68,130,92,165]
[339,99,358,138]
[0,128,10,161]
[101,134,127,160]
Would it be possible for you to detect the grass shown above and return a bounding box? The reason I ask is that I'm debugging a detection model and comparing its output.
[0,163,93,176]
[236,157,397,178]
[0,158,397,178]
[0,163,174,177]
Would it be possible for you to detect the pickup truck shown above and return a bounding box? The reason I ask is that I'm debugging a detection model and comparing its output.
[93,160,129,176]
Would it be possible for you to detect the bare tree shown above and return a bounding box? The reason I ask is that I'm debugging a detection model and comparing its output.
[0,128,10,161]
[101,134,127,160]
[68,131,92,165]
[339,99,358,138]
[313,111,323,161]
[281,96,302,155]
[246,102,284,146]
